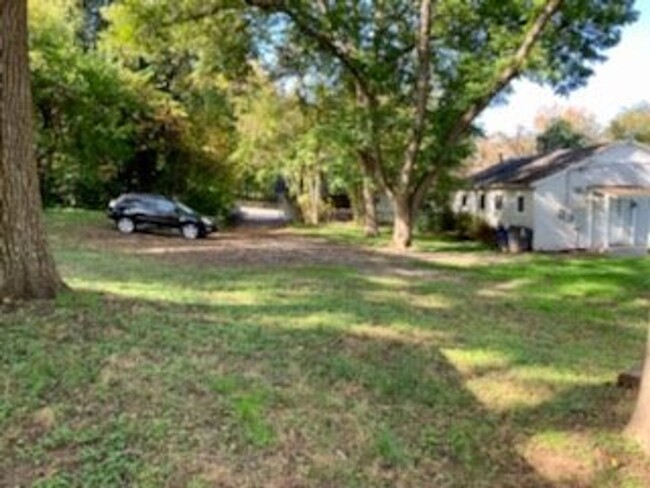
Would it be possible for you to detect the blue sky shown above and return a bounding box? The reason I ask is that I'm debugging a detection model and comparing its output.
[479,0,650,135]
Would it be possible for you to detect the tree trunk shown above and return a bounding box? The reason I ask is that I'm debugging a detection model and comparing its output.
[392,195,413,250]
[625,325,650,454]
[357,150,379,237]
[362,174,378,237]
[0,0,64,300]
[347,182,364,224]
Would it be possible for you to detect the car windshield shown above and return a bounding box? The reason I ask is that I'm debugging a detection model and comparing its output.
[175,201,197,215]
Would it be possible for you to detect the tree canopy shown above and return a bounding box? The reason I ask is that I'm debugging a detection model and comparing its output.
[536,118,588,153]
[20,0,641,245]
[609,103,650,144]
[242,0,637,247]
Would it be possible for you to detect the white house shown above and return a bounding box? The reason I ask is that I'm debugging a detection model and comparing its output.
[453,141,650,252]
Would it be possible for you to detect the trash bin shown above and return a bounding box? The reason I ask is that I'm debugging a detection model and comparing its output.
[507,226,533,253]
[496,225,508,252]
[520,227,533,251]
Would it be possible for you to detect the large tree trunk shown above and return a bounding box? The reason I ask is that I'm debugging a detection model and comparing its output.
[0,0,63,300]
[624,326,650,453]
[391,195,414,250]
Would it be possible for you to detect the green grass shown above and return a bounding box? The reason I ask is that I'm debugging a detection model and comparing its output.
[293,220,492,253]
[1,210,649,486]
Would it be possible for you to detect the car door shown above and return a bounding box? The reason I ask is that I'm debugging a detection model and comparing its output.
[132,197,159,226]
[153,198,179,227]
[120,197,148,224]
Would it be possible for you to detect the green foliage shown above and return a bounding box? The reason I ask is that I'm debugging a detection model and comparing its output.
[27,0,639,237]
[232,68,357,222]
[448,212,496,246]
[609,103,650,144]
[375,426,409,467]
[536,118,588,153]
[28,0,242,218]
[246,0,637,243]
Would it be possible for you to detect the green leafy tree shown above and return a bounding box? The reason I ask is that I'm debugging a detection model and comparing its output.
[240,0,637,248]
[99,0,252,217]
[536,118,587,153]
[232,67,356,224]
[30,0,151,207]
[609,103,650,144]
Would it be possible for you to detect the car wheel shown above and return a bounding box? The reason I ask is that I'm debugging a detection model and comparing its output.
[181,223,199,240]
[117,217,135,234]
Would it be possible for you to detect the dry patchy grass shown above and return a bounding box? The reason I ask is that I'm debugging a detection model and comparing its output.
[1,211,649,486]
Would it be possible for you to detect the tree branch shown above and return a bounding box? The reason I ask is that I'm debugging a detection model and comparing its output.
[245,0,369,94]
[447,0,563,145]
[399,0,433,192]
[410,0,563,209]
[354,82,393,197]
[412,167,438,211]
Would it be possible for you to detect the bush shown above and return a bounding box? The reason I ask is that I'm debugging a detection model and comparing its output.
[452,212,496,246]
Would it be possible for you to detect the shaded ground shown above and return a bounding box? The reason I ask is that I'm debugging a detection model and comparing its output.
[2,211,650,487]
[53,214,522,272]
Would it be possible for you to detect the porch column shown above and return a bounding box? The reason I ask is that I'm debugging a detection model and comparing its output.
[603,194,610,251]
[586,192,594,250]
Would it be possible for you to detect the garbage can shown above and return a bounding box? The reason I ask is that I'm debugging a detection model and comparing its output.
[507,226,533,253]
[496,225,508,252]
[520,227,533,252]
[507,226,520,253]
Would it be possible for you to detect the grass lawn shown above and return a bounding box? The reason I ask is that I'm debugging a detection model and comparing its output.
[1,211,650,487]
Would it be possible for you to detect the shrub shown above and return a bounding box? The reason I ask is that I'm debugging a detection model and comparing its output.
[452,212,496,246]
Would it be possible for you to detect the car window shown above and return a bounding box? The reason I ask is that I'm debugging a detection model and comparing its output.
[121,197,136,206]
[153,198,176,214]
[119,197,139,207]
[175,201,197,215]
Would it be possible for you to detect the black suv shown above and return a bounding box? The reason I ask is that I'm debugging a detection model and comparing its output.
[107,193,216,239]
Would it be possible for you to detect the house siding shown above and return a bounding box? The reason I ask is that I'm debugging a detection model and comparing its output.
[457,142,650,251]
[453,189,533,228]
[532,143,650,250]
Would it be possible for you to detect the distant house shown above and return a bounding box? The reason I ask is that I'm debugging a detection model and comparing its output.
[453,141,650,252]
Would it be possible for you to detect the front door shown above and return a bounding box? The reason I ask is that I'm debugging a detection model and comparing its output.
[609,198,637,247]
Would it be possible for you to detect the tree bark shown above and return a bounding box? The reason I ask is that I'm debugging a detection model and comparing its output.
[0,0,64,300]
[388,0,431,250]
[625,323,650,454]
[392,195,413,250]
[347,182,364,224]
[361,171,378,238]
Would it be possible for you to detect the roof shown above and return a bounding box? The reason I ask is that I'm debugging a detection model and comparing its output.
[591,185,650,197]
[470,144,607,188]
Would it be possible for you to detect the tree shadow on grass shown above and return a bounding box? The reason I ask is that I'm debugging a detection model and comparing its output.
[6,237,649,486]
[0,285,554,487]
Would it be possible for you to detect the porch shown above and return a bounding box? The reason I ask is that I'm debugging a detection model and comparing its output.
[588,186,650,253]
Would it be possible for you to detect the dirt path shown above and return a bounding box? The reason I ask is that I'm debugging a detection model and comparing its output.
[69,224,413,269]
[65,221,524,275]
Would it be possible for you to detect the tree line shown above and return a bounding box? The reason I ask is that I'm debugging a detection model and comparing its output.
[1,0,640,284]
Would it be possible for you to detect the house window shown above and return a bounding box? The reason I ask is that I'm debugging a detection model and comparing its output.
[494,195,503,211]
[461,193,468,208]
[517,195,525,213]
[479,193,486,211]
